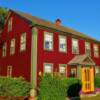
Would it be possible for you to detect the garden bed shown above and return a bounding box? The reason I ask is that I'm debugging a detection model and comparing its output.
[0,96,26,100]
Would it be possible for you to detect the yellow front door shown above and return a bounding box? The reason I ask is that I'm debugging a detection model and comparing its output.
[82,67,94,93]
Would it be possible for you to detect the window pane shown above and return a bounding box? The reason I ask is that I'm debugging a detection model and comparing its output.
[10,39,15,55]
[20,33,26,51]
[7,66,12,77]
[72,39,78,54]
[2,43,6,57]
[8,18,12,32]
[59,36,66,52]
[94,45,99,57]
[85,42,91,56]
[44,32,53,50]
[44,63,53,73]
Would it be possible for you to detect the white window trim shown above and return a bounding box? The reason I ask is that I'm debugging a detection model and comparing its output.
[95,66,100,75]
[7,66,12,77]
[94,44,99,57]
[59,64,67,75]
[8,17,13,32]
[44,63,53,73]
[10,38,15,55]
[44,31,53,51]
[71,68,77,77]
[85,42,91,56]
[20,32,26,52]
[72,38,79,54]
[2,42,7,57]
[59,35,67,53]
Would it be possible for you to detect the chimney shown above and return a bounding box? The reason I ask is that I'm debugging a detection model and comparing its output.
[55,19,61,26]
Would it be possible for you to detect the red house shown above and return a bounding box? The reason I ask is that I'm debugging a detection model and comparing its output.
[0,10,100,93]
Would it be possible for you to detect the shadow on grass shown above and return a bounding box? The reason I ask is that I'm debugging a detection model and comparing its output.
[67,83,82,100]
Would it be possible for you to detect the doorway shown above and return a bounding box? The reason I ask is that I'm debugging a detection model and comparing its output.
[82,67,94,93]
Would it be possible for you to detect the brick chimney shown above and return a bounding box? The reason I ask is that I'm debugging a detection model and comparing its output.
[55,19,61,25]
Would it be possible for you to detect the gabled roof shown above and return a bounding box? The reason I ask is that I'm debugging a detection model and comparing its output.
[10,10,100,43]
[68,54,95,66]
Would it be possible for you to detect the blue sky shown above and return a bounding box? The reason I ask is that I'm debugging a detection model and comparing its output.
[0,0,100,40]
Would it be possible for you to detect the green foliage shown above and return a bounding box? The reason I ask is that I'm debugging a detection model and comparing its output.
[95,76,100,88]
[38,74,81,100]
[0,76,32,96]
[0,7,8,28]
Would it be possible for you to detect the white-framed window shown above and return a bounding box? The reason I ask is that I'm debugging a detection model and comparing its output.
[94,44,99,57]
[59,35,67,52]
[44,32,53,51]
[7,66,12,77]
[95,66,100,75]
[20,33,26,51]
[72,38,79,54]
[71,68,76,77]
[85,42,91,56]
[59,64,66,75]
[10,38,15,55]
[44,63,53,73]
[8,17,13,32]
[2,43,7,57]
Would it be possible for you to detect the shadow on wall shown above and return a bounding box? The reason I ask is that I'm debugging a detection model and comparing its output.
[67,83,82,100]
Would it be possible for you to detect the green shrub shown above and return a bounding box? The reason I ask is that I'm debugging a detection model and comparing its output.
[38,74,81,100]
[95,76,100,88]
[0,76,32,96]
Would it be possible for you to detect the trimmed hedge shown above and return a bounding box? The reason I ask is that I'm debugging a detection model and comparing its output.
[38,74,81,100]
[0,77,32,96]
[95,76,100,88]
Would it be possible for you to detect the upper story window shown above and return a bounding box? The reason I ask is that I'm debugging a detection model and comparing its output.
[59,35,67,52]
[44,32,53,51]
[10,38,15,55]
[72,38,79,54]
[2,43,7,57]
[85,42,91,56]
[7,66,12,77]
[8,17,13,32]
[20,33,26,51]
[59,64,66,75]
[94,44,99,57]
[44,63,53,73]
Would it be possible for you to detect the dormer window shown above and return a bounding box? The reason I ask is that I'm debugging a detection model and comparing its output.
[8,17,13,32]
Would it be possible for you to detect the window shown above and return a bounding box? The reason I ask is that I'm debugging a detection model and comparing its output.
[2,43,7,57]
[59,64,66,75]
[44,63,53,73]
[95,67,99,75]
[44,32,53,50]
[59,36,67,52]
[85,42,91,56]
[7,66,12,77]
[8,17,13,32]
[94,44,99,57]
[20,33,26,51]
[71,68,76,77]
[10,39,15,55]
[72,38,79,54]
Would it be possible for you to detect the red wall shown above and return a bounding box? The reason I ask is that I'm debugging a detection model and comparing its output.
[0,11,100,84]
[37,28,100,82]
[0,12,32,81]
